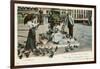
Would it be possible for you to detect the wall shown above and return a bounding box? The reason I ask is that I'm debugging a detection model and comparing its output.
[0,0,100,69]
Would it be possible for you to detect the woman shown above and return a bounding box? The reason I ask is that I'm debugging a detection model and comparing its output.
[24,14,39,52]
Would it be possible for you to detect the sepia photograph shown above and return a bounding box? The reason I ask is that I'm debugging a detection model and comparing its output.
[11,1,96,68]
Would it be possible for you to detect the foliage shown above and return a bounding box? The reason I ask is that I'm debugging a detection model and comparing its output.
[48,9,60,24]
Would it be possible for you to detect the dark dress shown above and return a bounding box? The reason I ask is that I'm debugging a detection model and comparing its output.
[68,18,73,38]
[25,27,36,52]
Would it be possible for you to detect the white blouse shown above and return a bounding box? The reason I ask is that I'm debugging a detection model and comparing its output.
[27,18,38,29]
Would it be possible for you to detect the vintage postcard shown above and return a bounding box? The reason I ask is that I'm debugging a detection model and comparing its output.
[11,1,96,68]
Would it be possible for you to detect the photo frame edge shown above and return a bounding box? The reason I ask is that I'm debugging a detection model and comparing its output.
[10,1,96,69]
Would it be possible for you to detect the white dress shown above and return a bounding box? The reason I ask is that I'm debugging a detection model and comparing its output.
[52,31,63,43]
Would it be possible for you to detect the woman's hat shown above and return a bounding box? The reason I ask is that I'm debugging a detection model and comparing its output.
[24,14,36,24]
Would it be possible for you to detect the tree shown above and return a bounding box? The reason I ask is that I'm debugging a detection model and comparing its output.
[38,9,43,25]
[48,9,60,29]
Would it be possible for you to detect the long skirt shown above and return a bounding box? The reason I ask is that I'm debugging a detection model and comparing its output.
[25,28,36,52]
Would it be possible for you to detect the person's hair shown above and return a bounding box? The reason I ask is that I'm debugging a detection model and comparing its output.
[24,14,36,24]
[54,28,58,33]
[67,13,69,16]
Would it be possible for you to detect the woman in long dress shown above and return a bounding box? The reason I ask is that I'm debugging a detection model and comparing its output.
[24,14,39,52]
